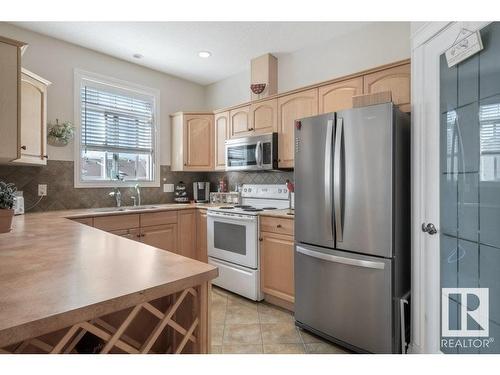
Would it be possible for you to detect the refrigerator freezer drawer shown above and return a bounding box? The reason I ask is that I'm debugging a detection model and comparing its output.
[295,243,393,353]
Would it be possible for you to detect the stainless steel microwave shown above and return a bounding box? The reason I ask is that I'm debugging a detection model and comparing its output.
[225,133,278,171]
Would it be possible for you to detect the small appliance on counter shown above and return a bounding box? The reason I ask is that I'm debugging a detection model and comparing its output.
[174,181,189,203]
[14,191,24,215]
[193,182,210,203]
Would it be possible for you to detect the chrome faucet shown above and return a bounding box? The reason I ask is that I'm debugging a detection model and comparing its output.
[134,184,141,207]
[109,188,122,207]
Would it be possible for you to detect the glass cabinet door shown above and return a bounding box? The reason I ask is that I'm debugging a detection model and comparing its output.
[440,22,500,353]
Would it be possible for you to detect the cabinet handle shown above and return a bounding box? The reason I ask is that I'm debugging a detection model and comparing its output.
[136,233,141,238]
[259,237,263,242]
[141,233,146,237]
[248,128,254,131]
[20,145,27,150]
[277,224,282,228]
[43,155,48,159]
[184,163,187,166]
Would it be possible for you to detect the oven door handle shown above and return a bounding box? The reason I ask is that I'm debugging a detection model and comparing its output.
[207,211,258,221]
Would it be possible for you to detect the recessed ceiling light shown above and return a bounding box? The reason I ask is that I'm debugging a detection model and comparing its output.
[198,51,212,58]
[133,53,143,59]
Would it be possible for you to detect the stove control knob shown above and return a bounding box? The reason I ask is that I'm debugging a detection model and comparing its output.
[278,189,282,193]
[243,188,247,192]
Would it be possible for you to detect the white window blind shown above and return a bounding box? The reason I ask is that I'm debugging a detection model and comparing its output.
[480,103,500,155]
[81,85,154,155]
[75,71,160,188]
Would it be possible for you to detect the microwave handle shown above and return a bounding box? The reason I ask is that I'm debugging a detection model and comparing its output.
[255,141,262,167]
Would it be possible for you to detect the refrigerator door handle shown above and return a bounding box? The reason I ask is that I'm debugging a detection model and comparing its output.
[334,117,344,242]
[296,246,385,270]
[324,119,334,240]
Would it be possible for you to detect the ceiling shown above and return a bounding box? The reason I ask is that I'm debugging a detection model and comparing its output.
[13,22,372,85]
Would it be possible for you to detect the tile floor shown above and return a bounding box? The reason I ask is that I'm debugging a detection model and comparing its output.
[210,286,351,354]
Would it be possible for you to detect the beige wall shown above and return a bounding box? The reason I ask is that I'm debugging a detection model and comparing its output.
[205,22,411,110]
[0,23,207,165]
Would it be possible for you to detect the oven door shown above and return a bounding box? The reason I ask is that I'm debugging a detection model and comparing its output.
[207,211,258,269]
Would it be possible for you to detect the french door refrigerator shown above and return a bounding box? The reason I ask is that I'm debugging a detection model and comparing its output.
[294,103,410,354]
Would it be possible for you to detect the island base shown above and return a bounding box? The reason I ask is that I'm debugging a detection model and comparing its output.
[0,282,211,354]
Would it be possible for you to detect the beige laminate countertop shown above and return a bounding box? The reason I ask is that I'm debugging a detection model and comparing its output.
[0,204,218,347]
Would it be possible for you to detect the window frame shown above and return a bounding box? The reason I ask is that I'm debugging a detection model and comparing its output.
[74,69,161,188]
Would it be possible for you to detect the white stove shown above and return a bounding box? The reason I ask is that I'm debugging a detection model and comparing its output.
[209,184,290,215]
[207,184,290,300]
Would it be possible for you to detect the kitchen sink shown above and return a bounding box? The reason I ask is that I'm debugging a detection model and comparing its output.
[90,205,159,213]
[125,205,159,210]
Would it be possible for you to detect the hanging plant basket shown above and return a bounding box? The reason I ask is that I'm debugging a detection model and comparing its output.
[47,119,74,147]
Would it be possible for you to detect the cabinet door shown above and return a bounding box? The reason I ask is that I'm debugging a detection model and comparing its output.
[229,105,251,138]
[277,89,318,168]
[214,111,229,170]
[184,114,214,171]
[141,224,178,252]
[16,71,49,165]
[196,209,208,262]
[177,209,196,259]
[0,38,22,163]
[109,228,141,241]
[249,98,278,134]
[363,64,411,112]
[318,77,363,114]
[260,231,295,303]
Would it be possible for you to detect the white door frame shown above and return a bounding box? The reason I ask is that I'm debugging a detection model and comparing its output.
[410,21,491,354]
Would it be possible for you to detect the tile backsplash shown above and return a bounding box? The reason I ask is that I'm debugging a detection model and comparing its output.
[0,161,293,212]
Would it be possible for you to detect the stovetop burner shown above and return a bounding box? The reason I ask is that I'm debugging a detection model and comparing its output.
[219,206,235,209]
[243,208,263,212]
[234,205,252,209]
[262,207,277,210]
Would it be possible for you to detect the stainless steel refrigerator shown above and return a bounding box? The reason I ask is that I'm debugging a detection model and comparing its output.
[294,103,410,354]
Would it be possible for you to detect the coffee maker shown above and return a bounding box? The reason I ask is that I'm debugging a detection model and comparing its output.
[193,182,210,203]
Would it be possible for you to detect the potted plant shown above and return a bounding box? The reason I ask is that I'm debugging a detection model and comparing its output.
[0,181,16,233]
[47,119,74,146]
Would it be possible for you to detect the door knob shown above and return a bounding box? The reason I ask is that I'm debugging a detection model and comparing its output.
[421,222,437,235]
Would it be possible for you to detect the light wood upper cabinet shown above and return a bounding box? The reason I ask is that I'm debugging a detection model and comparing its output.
[177,209,196,260]
[0,37,24,163]
[196,209,208,263]
[277,88,318,168]
[214,111,229,170]
[260,230,295,304]
[363,63,411,112]
[229,105,251,138]
[14,69,51,165]
[170,112,214,171]
[318,77,363,114]
[249,98,277,135]
[141,223,178,252]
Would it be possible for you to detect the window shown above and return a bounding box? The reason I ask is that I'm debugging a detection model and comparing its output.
[480,102,500,181]
[74,70,160,187]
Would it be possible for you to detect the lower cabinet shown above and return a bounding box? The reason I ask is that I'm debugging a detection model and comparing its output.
[260,219,295,310]
[109,228,140,240]
[74,209,207,262]
[196,209,208,262]
[141,224,178,253]
[177,209,197,259]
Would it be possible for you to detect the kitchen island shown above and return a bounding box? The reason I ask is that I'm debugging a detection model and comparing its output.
[0,205,218,354]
